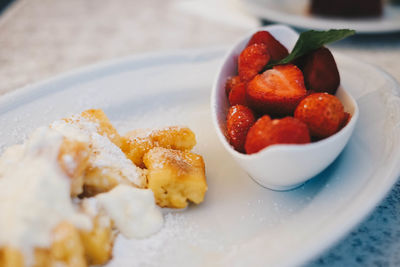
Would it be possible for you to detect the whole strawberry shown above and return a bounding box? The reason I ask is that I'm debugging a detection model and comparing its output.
[226,105,256,152]
[247,31,289,61]
[294,93,345,139]
[245,116,310,154]
[238,43,270,82]
[297,47,340,95]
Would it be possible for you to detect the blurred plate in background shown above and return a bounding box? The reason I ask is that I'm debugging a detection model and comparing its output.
[240,0,400,33]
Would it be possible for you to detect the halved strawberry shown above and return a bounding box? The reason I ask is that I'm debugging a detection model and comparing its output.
[245,116,310,154]
[294,93,345,139]
[247,31,289,61]
[226,105,256,153]
[238,43,270,82]
[296,47,340,95]
[246,64,307,117]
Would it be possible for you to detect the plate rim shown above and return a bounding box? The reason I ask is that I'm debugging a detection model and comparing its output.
[279,53,400,266]
[0,47,226,114]
[1,46,400,266]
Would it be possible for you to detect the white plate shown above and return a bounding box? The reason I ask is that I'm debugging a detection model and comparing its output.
[240,0,400,34]
[0,48,399,267]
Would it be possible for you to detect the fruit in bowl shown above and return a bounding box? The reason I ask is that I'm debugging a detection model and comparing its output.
[211,25,359,190]
[224,27,353,154]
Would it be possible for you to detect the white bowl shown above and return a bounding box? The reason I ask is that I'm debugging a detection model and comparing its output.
[211,24,359,191]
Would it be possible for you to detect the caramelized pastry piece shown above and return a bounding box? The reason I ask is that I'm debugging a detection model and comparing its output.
[80,109,123,148]
[52,110,146,196]
[81,130,147,196]
[82,166,146,196]
[143,147,207,209]
[0,247,24,267]
[121,131,153,168]
[122,126,196,168]
[49,222,87,267]
[79,215,114,265]
[33,222,87,267]
[58,139,90,197]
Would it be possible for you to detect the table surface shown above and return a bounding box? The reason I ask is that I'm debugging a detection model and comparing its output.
[1,0,400,266]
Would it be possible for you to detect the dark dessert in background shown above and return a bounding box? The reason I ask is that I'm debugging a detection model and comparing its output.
[310,0,383,18]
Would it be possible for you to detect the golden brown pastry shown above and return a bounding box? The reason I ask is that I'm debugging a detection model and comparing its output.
[143,147,207,209]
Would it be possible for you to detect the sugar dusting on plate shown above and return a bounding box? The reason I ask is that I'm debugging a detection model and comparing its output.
[107,213,198,267]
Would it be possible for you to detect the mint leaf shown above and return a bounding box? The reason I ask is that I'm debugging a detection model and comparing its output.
[268,29,355,67]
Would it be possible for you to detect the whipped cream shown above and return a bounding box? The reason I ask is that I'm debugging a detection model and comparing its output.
[96,185,163,239]
[0,127,91,265]
[0,112,166,266]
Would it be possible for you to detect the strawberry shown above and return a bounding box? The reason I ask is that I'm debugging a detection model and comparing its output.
[226,105,256,152]
[225,76,241,96]
[238,43,270,82]
[245,116,310,154]
[225,76,248,106]
[294,93,345,139]
[228,80,247,106]
[247,31,289,61]
[297,47,340,95]
[246,64,307,117]
[339,112,351,130]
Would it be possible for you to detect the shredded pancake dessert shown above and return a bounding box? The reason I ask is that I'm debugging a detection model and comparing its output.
[0,109,207,267]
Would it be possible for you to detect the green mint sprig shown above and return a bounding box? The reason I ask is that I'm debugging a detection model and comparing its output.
[267,29,356,68]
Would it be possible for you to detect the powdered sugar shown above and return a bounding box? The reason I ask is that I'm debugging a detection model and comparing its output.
[107,213,200,267]
[80,197,101,218]
[51,115,143,186]
[0,128,92,266]
[126,126,188,140]
[114,105,192,134]
[61,154,77,172]
[146,147,192,172]
[51,115,95,143]
[90,131,143,185]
